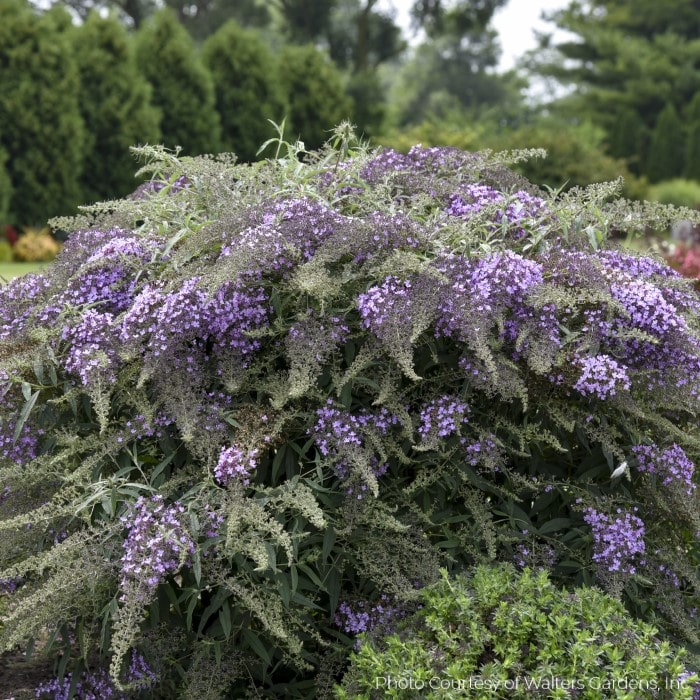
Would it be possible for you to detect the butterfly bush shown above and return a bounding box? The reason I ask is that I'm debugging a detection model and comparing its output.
[0,140,698,698]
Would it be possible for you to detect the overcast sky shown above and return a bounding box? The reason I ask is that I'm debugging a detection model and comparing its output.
[376,0,568,71]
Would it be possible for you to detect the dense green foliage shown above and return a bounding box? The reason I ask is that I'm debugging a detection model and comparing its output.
[277,44,353,151]
[648,179,700,209]
[135,9,222,156]
[0,137,698,697]
[0,0,84,225]
[0,148,12,224]
[202,20,287,162]
[339,564,698,699]
[72,13,160,204]
[647,104,685,184]
[530,0,700,182]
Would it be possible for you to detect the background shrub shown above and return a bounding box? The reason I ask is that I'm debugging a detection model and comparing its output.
[202,21,286,161]
[72,12,160,204]
[0,0,84,225]
[12,227,61,262]
[0,240,13,263]
[0,140,698,697]
[277,44,353,151]
[648,179,700,209]
[338,564,698,699]
[135,9,222,156]
[0,147,12,224]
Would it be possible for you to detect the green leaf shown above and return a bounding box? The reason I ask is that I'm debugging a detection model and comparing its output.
[219,602,232,639]
[322,526,336,563]
[242,627,272,665]
[538,518,573,535]
[13,390,39,444]
[197,587,233,635]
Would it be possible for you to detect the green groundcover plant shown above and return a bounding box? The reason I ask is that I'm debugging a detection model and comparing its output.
[338,564,699,699]
[0,129,699,698]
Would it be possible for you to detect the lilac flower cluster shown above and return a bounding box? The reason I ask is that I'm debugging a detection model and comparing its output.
[312,400,399,460]
[583,507,646,575]
[632,443,696,495]
[417,395,469,442]
[120,495,194,595]
[0,416,42,465]
[463,436,503,471]
[120,278,270,370]
[0,273,53,341]
[334,594,404,637]
[60,235,155,314]
[610,281,688,337]
[62,310,120,386]
[573,354,631,400]
[220,197,343,275]
[351,212,423,264]
[433,250,545,344]
[357,276,414,339]
[286,311,349,363]
[446,184,549,240]
[34,652,155,699]
[35,668,121,700]
[214,445,259,487]
[359,145,478,183]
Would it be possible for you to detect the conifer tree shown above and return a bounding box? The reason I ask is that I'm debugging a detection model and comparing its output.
[684,91,700,181]
[647,103,685,183]
[0,147,12,224]
[72,12,160,204]
[202,21,286,162]
[277,44,352,150]
[0,0,85,225]
[135,9,221,156]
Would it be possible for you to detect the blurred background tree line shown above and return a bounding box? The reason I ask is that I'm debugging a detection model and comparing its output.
[3,0,700,228]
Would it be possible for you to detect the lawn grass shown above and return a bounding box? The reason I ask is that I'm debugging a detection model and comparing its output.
[0,262,47,282]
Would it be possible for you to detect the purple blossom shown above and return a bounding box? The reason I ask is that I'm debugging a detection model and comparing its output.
[446,184,550,240]
[214,445,259,487]
[334,594,405,638]
[0,416,43,465]
[632,443,696,495]
[357,276,414,339]
[34,651,155,699]
[62,310,120,387]
[583,507,646,575]
[573,354,631,400]
[463,435,503,471]
[417,395,469,442]
[120,495,194,595]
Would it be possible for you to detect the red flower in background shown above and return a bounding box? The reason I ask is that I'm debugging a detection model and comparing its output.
[667,243,700,289]
[0,224,18,246]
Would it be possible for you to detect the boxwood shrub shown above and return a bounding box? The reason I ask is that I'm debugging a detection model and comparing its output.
[338,563,699,699]
[0,132,698,697]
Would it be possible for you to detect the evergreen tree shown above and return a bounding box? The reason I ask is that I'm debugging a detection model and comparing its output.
[278,45,352,150]
[135,9,221,156]
[0,147,12,224]
[647,103,685,182]
[202,21,286,162]
[0,0,85,225]
[72,12,160,204]
[530,0,700,180]
[684,91,700,181]
[608,108,647,175]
